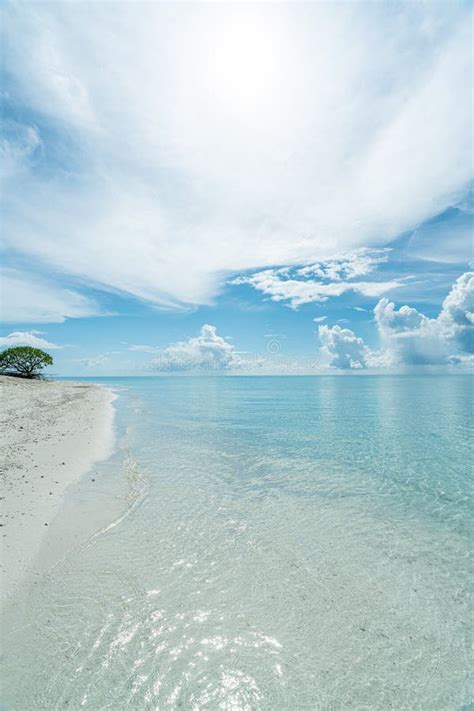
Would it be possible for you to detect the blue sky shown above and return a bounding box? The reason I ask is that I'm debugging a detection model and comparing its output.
[1,1,472,374]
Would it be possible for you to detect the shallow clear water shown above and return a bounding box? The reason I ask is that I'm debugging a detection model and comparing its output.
[2,375,473,710]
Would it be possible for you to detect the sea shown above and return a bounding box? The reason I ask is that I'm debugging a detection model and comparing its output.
[2,375,473,710]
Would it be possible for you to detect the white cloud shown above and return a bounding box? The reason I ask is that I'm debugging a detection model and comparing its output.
[150,324,241,372]
[313,316,327,323]
[375,300,427,333]
[80,354,110,369]
[407,207,473,264]
[235,268,405,309]
[128,344,159,353]
[374,271,474,364]
[319,271,474,368]
[318,324,372,370]
[297,248,390,280]
[0,330,61,350]
[438,271,474,343]
[0,269,100,323]
[1,121,42,179]
[1,3,472,309]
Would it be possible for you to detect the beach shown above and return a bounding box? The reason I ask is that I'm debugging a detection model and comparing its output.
[0,375,115,598]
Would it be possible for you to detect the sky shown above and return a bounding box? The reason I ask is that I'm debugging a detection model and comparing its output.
[1,1,473,375]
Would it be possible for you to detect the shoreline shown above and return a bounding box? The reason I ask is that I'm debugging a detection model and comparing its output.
[0,375,116,599]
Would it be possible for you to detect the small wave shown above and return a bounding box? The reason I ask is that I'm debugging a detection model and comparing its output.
[85,453,148,545]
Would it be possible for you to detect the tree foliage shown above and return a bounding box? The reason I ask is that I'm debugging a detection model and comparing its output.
[0,346,53,378]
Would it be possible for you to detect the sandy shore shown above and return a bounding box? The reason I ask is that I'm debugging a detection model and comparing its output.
[0,375,115,598]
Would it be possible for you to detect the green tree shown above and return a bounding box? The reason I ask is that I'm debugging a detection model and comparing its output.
[0,347,53,379]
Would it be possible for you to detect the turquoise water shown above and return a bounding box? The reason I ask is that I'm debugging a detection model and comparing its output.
[2,375,473,709]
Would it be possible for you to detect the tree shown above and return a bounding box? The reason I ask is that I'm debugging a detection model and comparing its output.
[0,347,53,379]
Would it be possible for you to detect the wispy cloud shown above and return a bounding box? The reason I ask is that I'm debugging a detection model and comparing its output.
[407,205,473,264]
[128,344,159,353]
[234,267,405,309]
[80,354,110,369]
[234,249,410,308]
[297,248,390,281]
[0,269,100,323]
[2,2,472,311]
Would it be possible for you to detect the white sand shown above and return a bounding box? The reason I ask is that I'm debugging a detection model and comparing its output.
[0,375,115,598]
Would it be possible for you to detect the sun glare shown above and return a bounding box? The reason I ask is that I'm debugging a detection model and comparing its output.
[203,14,282,112]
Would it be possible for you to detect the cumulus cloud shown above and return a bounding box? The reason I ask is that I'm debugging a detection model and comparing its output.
[438,271,474,350]
[1,2,472,310]
[375,300,427,333]
[0,331,61,349]
[318,324,370,369]
[319,271,474,368]
[150,325,241,372]
[374,271,474,364]
[0,269,100,323]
